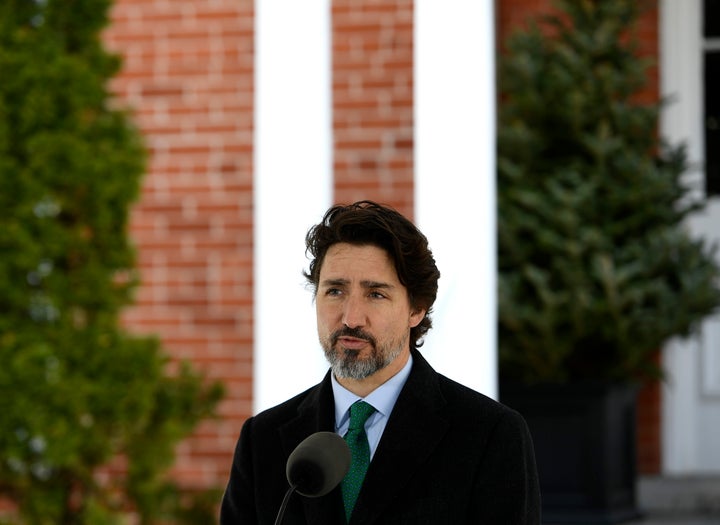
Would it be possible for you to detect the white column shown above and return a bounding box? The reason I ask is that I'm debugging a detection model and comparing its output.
[414,1,497,398]
[658,0,701,474]
[659,0,720,474]
[253,0,332,413]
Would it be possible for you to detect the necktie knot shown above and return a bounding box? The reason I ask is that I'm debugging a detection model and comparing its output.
[348,400,375,432]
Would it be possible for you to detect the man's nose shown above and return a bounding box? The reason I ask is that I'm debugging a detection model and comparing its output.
[342,294,366,328]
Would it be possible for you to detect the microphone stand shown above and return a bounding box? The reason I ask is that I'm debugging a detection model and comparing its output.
[274,483,298,525]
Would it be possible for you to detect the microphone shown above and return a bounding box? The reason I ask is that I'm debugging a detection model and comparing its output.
[274,432,351,525]
[287,431,351,497]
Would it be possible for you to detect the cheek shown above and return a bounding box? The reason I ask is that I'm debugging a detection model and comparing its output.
[315,305,327,328]
[316,303,337,329]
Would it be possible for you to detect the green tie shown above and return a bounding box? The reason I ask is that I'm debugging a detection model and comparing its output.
[341,400,376,522]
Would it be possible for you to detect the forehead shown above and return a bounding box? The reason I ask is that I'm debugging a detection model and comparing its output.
[320,243,398,282]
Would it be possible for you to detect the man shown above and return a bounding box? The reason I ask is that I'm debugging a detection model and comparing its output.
[220,201,540,524]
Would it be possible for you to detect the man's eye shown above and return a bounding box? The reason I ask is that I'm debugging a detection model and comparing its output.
[325,288,342,296]
[369,291,386,299]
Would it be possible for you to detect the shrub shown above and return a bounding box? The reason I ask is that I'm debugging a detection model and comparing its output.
[497,0,720,385]
[0,1,223,523]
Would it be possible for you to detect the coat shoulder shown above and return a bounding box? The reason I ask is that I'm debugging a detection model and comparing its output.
[437,373,511,412]
[247,382,321,431]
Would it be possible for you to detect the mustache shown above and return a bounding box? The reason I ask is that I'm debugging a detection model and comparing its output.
[331,326,376,347]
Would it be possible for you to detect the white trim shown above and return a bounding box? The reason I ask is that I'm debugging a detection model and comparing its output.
[659,0,702,476]
[701,319,720,397]
[659,0,705,200]
[414,1,497,398]
[658,0,720,474]
[253,0,332,413]
[705,39,720,52]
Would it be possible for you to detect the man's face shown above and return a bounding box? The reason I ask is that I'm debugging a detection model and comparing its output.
[316,243,425,382]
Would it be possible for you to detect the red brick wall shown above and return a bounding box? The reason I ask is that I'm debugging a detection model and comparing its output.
[104,0,255,490]
[637,378,662,475]
[496,0,662,475]
[332,0,415,219]
[497,0,554,39]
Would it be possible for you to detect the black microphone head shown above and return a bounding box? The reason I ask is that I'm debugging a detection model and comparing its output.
[286,431,351,497]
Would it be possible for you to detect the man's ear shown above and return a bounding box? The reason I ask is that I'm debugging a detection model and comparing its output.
[409,308,426,328]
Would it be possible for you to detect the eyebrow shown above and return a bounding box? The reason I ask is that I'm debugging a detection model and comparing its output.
[320,278,395,290]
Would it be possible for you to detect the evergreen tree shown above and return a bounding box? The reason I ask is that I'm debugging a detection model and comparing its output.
[0,1,223,523]
[497,0,720,385]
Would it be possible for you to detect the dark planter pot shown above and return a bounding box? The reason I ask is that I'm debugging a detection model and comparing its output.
[500,381,642,524]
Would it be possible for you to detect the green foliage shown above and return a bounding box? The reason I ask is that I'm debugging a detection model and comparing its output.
[0,1,224,523]
[497,0,720,385]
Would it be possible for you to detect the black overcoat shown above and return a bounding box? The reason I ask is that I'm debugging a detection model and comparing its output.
[220,350,541,524]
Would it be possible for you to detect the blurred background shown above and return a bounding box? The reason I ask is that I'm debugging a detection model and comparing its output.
[1,0,718,523]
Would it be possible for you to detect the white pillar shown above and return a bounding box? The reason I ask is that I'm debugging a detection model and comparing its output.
[253,0,332,413]
[659,0,720,474]
[414,1,498,398]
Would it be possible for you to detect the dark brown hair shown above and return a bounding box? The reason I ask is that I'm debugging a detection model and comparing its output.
[304,200,440,350]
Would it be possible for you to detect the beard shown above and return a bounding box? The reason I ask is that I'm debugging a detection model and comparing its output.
[320,326,408,380]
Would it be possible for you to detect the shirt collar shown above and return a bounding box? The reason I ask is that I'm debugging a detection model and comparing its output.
[331,353,414,428]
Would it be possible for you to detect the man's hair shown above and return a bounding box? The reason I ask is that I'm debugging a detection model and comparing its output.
[304,200,440,350]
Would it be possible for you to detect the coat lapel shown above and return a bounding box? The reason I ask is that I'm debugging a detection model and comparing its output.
[278,371,346,525]
[350,351,449,524]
